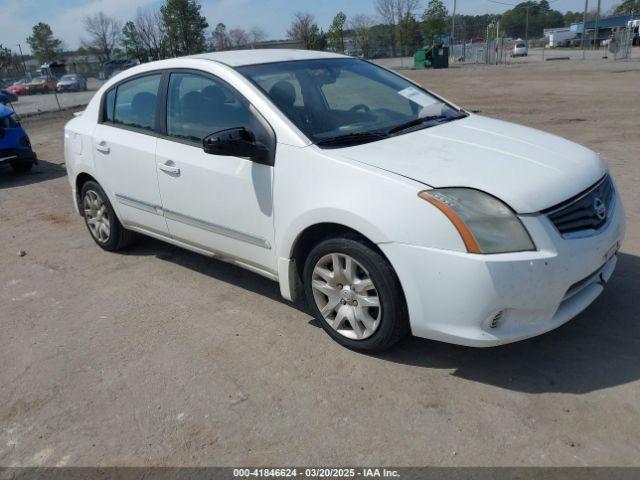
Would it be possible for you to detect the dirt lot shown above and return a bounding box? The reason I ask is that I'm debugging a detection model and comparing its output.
[1,60,639,467]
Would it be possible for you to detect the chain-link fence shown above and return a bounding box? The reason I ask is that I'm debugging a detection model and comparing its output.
[610,28,634,60]
[450,40,510,65]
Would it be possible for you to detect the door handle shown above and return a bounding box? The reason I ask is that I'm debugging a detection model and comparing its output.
[95,141,110,154]
[158,162,180,175]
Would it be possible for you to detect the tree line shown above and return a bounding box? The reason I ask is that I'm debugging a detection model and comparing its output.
[2,0,637,73]
[2,0,266,69]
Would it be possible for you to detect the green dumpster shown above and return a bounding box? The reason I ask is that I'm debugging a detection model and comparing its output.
[413,49,426,69]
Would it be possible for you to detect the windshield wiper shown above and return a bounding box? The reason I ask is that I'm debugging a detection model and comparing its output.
[386,113,466,136]
[315,131,389,148]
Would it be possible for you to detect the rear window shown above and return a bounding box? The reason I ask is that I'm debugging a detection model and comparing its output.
[516,43,526,48]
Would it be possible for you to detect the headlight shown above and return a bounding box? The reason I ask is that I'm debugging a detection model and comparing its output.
[418,188,535,254]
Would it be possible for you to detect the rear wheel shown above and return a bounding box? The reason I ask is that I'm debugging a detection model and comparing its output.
[81,181,135,251]
[303,236,409,352]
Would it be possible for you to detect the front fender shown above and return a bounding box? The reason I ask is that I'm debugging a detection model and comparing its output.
[272,144,468,300]
[276,208,389,260]
[273,143,467,259]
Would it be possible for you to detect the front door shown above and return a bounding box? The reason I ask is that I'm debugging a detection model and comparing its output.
[155,71,276,273]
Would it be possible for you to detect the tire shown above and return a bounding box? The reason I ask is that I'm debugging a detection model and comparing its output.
[303,235,409,352]
[80,180,136,251]
[10,162,33,173]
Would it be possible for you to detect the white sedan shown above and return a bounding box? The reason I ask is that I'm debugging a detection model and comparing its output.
[513,41,529,57]
[64,50,624,351]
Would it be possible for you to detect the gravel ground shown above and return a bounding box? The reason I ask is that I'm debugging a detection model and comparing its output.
[1,59,639,467]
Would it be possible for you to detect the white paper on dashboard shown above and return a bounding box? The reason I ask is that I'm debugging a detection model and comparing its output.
[397,87,438,107]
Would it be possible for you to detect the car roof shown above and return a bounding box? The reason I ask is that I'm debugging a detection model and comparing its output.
[189,49,348,67]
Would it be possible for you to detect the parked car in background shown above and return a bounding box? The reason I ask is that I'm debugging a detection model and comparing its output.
[108,69,125,79]
[0,89,18,104]
[25,75,58,94]
[64,50,625,352]
[513,40,528,57]
[57,74,88,92]
[101,59,137,80]
[6,79,28,96]
[0,103,37,173]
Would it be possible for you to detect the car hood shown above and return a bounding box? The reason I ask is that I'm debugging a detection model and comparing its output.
[332,114,605,213]
[58,80,77,85]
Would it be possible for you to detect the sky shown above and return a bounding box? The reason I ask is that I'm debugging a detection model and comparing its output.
[0,0,622,54]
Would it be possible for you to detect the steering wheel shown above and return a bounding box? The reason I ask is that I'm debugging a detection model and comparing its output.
[349,104,371,113]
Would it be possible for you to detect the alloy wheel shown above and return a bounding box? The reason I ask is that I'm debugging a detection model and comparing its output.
[311,253,381,340]
[83,190,111,244]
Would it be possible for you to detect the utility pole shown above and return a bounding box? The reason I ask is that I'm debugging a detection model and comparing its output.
[581,0,589,59]
[16,43,28,77]
[594,0,601,50]
[451,0,457,46]
[496,19,500,65]
[525,4,530,47]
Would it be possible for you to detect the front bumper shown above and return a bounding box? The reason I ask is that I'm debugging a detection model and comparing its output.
[380,194,625,347]
[0,148,38,166]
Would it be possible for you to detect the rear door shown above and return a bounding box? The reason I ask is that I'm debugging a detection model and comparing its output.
[92,72,168,235]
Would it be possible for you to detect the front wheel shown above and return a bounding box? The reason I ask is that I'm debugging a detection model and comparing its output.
[303,236,409,352]
[81,181,135,251]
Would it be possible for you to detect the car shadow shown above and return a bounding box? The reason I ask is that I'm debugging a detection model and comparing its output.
[123,236,311,315]
[0,159,66,189]
[125,235,640,395]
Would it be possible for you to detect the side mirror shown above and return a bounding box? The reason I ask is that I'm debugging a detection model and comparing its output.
[203,127,272,166]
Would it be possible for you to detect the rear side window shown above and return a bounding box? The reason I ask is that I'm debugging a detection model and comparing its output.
[113,74,161,131]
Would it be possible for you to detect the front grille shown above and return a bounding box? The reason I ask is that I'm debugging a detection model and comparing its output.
[544,175,615,238]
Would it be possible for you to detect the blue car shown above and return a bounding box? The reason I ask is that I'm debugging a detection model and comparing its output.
[0,103,37,173]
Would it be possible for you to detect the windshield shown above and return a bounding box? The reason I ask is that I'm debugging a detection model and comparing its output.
[61,75,77,81]
[237,58,465,146]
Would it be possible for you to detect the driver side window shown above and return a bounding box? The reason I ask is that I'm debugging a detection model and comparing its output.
[166,72,252,143]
